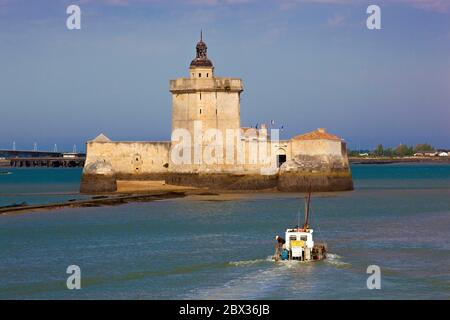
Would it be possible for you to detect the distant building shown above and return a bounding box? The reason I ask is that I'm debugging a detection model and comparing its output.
[414,151,438,157]
[63,153,78,159]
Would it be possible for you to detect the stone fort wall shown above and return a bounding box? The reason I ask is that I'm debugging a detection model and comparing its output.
[84,141,171,175]
[80,135,353,193]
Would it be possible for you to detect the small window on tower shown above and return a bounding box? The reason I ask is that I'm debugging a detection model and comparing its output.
[200,109,202,114]
[207,73,209,77]
[199,73,201,77]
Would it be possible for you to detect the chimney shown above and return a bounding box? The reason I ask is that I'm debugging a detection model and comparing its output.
[318,128,326,133]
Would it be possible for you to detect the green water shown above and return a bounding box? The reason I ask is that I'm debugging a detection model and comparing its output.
[0,164,449,299]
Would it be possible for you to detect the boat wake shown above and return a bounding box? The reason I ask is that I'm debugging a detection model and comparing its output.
[188,266,286,299]
[228,257,271,267]
[188,256,314,299]
[186,252,353,299]
[325,253,351,268]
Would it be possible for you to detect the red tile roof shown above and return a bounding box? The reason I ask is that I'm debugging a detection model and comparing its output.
[292,128,342,141]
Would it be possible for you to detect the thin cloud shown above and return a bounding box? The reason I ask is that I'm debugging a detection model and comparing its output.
[83,0,256,5]
[0,0,10,12]
[2,0,449,14]
[280,0,450,13]
[327,13,346,27]
[402,0,450,13]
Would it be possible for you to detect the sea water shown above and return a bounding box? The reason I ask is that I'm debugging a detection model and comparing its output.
[0,164,449,299]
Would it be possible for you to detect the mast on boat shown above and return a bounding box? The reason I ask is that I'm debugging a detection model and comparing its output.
[303,184,312,230]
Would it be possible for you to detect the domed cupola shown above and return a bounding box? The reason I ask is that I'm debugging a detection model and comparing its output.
[190,31,213,69]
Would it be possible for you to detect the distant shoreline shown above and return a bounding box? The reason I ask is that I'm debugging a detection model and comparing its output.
[349,157,450,165]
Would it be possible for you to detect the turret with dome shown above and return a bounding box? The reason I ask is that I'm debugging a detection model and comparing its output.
[190,31,213,68]
[188,31,215,79]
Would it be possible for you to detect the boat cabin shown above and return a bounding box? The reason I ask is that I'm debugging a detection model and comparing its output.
[285,228,314,261]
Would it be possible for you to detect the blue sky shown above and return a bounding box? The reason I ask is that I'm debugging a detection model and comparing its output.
[0,0,449,152]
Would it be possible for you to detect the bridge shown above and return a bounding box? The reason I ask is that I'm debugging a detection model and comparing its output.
[0,150,86,168]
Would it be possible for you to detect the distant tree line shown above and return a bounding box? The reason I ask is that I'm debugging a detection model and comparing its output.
[349,143,435,157]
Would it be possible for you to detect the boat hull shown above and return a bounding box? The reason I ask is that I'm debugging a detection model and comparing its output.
[273,243,327,262]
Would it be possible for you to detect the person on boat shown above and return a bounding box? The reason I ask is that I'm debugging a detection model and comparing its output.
[275,235,285,248]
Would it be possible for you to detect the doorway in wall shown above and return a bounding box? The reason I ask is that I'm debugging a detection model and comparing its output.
[277,154,286,167]
[276,149,287,167]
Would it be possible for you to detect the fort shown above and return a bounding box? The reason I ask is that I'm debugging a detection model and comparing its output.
[80,35,353,193]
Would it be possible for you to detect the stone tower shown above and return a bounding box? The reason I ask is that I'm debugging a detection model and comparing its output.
[169,32,243,144]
